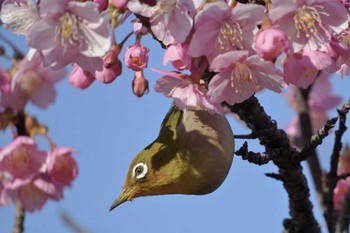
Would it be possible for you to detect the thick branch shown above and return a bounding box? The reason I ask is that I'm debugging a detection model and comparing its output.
[228,96,320,232]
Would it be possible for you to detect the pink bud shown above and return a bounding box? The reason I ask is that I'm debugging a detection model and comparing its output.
[132,71,149,97]
[163,44,192,71]
[124,44,149,71]
[103,45,121,69]
[94,0,108,12]
[255,28,290,61]
[133,21,148,35]
[69,65,95,90]
[95,59,122,83]
[113,0,128,10]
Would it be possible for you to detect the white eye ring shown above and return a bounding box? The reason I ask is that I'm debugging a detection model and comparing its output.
[132,163,148,180]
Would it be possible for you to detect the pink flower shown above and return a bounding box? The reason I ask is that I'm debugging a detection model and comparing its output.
[46,147,78,187]
[188,2,264,62]
[283,49,333,88]
[0,136,47,180]
[163,44,192,71]
[285,72,342,138]
[95,60,122,83]
[127,0,199,45]
[133,21,148,35]
[255,27,290,61]
[132,71,149,97]
[207,50,286,105]
[124,44,149,71]
[27,0,111,72]
[0,0,38,35]
[69,65,95,90]
[5,176,63,212]
[154,69,223,114]
[0,52,66,111]
[269,0,349,52]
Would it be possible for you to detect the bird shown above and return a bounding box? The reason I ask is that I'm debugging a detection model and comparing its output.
[110,104,234,211]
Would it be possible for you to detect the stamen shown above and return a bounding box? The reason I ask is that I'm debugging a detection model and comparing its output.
[56,13,79,46]
[294,5,329,39]
[216,20,243,52]
[230,64,256,93]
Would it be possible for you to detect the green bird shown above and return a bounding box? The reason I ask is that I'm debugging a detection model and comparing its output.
[110,104,234,211]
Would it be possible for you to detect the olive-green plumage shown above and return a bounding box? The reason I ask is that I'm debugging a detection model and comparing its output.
[110,104,234,211]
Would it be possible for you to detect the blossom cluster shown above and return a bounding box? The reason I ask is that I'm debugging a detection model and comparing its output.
[0,136,78,212]
[1,0,349,114]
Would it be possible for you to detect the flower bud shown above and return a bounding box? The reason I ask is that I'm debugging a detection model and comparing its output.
[95,59,122,83]
[103,45,121,69]
[132,71,149,97]
[69,65,95,90]
[255,27,290,61]
[124,44,149,71]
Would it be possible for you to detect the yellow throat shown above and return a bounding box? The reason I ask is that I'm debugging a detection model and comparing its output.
[110,104,234,210]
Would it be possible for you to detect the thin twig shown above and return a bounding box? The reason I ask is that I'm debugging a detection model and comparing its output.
[235,141,275,165]
[335,186,350,233]
[12,201,25,233]
[298,117,338,161]
[60,212,90,233]
[327,100,350,232]
[265,173,285,182]
[0,33,24,60]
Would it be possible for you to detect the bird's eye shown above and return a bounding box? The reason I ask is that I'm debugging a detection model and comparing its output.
[132,163,148,180]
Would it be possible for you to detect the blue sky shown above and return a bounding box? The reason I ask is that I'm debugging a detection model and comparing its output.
[1,21,350,233]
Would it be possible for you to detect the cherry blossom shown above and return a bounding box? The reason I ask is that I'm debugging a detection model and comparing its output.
[283,49,333,88]
[127,0,200,45]
[0,0,38,35]
[154,69,223,114]
[27,0,111,72]
[207,50,286,105]
[0,52,66,111]
[0,136,47,180]
[46,147,78,187]
[269,0,349,52]
[188,2,264,62]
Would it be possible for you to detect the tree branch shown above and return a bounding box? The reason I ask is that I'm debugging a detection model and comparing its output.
[12,201,25,233]
[325,99,350,232]
[293,87,326,226]
[227,96,320,232]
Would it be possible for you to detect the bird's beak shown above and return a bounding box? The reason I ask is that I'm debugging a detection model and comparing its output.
[109,187,133,211]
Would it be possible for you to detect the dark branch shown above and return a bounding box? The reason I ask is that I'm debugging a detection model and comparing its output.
[234,133,259,139]
[235,141,274,165]
[325,99,350,232]
[265,173,285,182]
[228,96,320,232]
[298,117,338,161]
[335,186,350,233]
